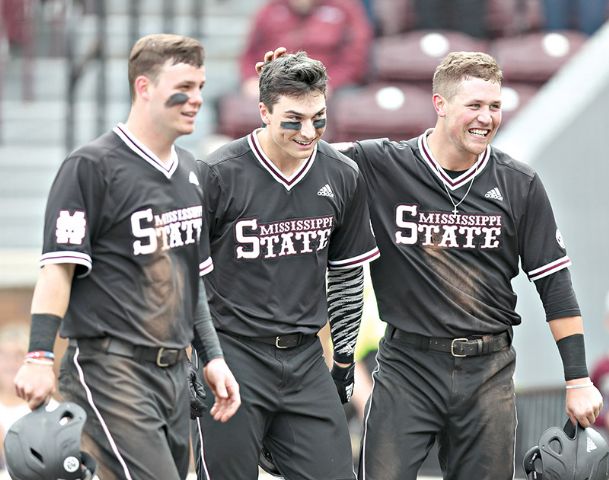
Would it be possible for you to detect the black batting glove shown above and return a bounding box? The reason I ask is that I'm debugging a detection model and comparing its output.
[331,362,355,404]
[188,361,207,419]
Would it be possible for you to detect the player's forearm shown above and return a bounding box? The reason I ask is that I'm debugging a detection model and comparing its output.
[192,278,223,365]
[27,263,74,355]
[31,263,75,316]
[548,315,584,341]
[549,316,591,383]
[327,266,364,364]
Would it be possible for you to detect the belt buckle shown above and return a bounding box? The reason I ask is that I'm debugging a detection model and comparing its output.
[450,338,469,357]
[156,347,178,367]
[275,336,289,349]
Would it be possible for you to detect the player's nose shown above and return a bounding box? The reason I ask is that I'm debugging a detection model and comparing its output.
[300,120,317,139]
[476,107,493,124]
[190,89,203,107]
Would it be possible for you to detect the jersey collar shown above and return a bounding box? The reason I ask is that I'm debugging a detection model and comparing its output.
[418,128,489,191]
[113,123,179,179]
[247,129,317,191]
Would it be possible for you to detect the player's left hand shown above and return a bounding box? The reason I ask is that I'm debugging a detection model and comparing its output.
[187,360,207,419]
[203,357,241,423]
[255,47,287,75]
[565,379,603,428]
[331,361,355,404]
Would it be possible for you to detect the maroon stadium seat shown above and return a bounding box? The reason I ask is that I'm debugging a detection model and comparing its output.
[217,93,262,139]
[491,31,588,85]
[373,30,489,85]
[330,83,435,142]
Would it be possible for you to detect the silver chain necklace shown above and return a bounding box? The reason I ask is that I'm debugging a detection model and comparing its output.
[439,163,478,215]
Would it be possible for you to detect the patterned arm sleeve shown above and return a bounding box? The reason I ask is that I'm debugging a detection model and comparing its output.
[328,266,364,364]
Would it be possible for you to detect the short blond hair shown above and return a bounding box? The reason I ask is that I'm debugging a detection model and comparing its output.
[433,51,503,100]
[128,33,204,101]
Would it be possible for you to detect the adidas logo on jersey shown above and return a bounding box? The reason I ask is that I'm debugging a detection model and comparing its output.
[317,184,334,198]
[484,187,503,201]
[189,171,199,186]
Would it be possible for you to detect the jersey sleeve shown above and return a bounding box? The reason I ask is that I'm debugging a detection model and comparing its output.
[334,139,388,189]
[198,212,213,277]
[333,141,366,169]
[197,161,218,277]
[519,173,580,316]
[519,173,572,281]
[327,169,379,270]
[40,155,105,278]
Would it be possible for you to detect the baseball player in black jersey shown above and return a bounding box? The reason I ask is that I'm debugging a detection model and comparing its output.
[192,52,379,480]
[13,34,240,480]
[335,52,603,480]
[257,48,603,479]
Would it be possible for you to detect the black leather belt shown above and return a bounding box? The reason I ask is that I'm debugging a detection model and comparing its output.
[388,326,510,357]
[69,337,186,368]
[222,331,312,349]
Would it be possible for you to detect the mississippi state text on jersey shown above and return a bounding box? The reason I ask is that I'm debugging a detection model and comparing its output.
[338,130,577,337]
[199,131,379,337]
[41,124,212,347]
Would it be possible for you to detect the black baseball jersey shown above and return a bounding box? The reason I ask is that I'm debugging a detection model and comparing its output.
[41,124,212,348]
[199,131,379,337]
[339,130,578,337]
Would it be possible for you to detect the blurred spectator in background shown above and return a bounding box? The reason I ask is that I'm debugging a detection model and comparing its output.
[0,324,30,473]
[217,0,373,140]
[217,0,373,141]
[542,0,608,35]
[412,0,489,38]
[239,0,373,98]
[1,0,34,55]
[591,290,609,439]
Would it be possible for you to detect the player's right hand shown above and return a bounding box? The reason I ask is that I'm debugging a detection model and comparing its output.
[203,357,241,423]
[255,47,287,75]
[14,362,56,410]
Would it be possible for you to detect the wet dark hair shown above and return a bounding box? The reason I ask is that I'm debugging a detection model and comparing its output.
[259,51,328,112]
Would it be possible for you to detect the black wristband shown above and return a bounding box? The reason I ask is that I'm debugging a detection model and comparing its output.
[333,353,355,364]
[29,313,62,353]
[556,333,589,381]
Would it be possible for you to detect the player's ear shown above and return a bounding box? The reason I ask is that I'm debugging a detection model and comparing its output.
[433,93,447,117]
[259,102,270,125]
[133,75,151,102]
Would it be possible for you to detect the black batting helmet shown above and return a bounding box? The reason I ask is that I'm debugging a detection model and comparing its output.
[3,402,97,480]
[523,420,609,480]
[259,444,284,477]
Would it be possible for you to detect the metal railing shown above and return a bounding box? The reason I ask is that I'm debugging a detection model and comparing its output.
[64,0,207,152]
[0,0,36,145]
[65,0,106,152]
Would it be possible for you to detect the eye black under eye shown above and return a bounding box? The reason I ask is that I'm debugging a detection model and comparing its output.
[280,121,302,130]
[165,93,189,107]
[313,119,326,129]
